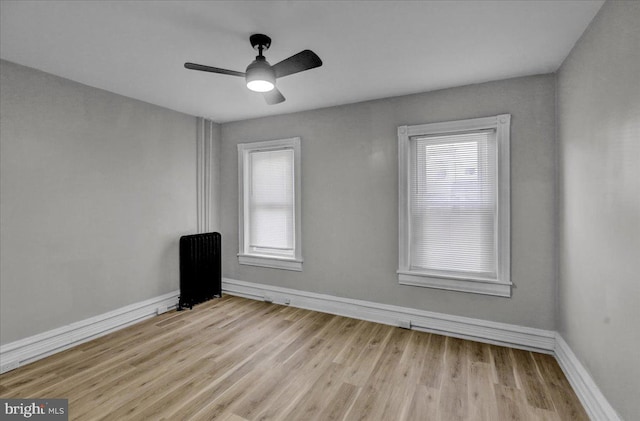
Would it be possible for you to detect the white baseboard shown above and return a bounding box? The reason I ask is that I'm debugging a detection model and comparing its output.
[0,290,179,374]
[222,278,556,353]
[0,280,620,421]
[555,334,622,421]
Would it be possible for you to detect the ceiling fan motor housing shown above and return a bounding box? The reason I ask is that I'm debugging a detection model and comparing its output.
[245,56,275,92]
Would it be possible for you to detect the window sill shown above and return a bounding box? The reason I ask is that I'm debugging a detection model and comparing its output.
[238,254,303,271]
[397,271,511,297]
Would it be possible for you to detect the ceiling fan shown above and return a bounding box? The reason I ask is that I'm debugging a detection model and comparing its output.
[185,34,322,105]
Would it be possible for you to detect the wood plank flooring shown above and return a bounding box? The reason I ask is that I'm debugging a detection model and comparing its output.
[0,295,588,421]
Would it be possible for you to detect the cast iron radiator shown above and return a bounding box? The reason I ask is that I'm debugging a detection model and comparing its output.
[178,232,222,310]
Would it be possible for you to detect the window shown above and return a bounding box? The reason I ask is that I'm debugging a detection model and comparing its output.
[397,115,511,296]
[238,137,302,271]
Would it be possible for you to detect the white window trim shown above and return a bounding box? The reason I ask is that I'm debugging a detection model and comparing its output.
[237,137,303,271]
[397,114,511,297]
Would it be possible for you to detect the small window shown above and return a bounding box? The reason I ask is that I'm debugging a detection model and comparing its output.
[238,137,302,271]
[398,115,511,296]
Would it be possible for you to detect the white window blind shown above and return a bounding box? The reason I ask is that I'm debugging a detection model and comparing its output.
[249,149,295,257]
[410,130,497,278]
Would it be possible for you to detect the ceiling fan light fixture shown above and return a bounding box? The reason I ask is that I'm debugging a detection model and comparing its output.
[246,79,274,93]
[245,58,275,92]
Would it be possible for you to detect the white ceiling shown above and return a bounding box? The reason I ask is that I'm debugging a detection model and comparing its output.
[0,0,603,123]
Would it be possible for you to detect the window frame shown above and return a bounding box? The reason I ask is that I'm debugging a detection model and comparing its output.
[237,137,303,271]
[397,115,511,297]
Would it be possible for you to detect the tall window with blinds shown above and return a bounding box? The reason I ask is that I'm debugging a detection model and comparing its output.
[398,115,511,296]
[238,137,303,271]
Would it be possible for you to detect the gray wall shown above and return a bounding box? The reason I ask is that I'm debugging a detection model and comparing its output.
[221,74,557,330]
[0,60,197,344]
[557,1,640,419]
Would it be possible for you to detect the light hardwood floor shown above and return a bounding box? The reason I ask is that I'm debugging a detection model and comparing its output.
[0,295,588,421]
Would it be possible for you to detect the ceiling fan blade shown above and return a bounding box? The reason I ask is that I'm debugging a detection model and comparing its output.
[184,62,245,77]
[263,88,285,105]
[272,50,322,79]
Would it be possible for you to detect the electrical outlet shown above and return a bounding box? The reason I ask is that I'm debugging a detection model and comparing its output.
[398,319,412,329]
